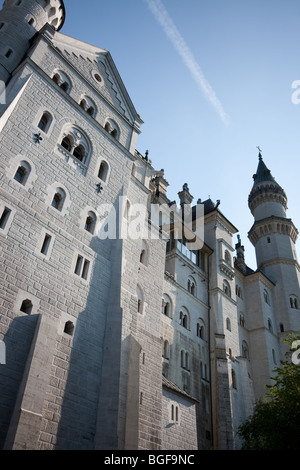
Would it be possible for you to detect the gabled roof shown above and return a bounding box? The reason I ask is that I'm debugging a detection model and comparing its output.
[162,375,199,403]
[48,30,143,126]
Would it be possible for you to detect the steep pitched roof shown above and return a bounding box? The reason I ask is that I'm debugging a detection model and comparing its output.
[162,376,199,403]
[252,152,278,187]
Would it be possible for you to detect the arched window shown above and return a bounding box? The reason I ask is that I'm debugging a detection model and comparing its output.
[84,211,96,234]
[139,241,148,266]
[59,126,91,168]
[52,70,71,93]
[225,250,231,266]
[179,308,189,329]
[51,187,66,211]
[14,161,31,186]
[38,111,52,133]
[161,294,172,318]
[73,144,85,162]
[223,280,231,297]
[263,289,270,305]
[226,317,231,331]
[61,135,73,152]
[197,321,205,340]
[290,296,299,309]
[187,276,196,296]
[20,299,33,315]
[242,341,249,359]
[235,285,242,298]
[104,118,120,140]
[98,160,109,182]
[79,96,96,118]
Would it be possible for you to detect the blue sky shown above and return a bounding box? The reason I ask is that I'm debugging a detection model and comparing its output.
[62,0,300,269]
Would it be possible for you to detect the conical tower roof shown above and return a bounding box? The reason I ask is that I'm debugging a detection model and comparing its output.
[252,152,277,186]
[248,152,287,215]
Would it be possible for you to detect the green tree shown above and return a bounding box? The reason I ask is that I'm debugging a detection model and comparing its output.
[238,333,300,450]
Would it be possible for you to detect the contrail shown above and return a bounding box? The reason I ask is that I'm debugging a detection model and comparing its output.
[144,0,230,125]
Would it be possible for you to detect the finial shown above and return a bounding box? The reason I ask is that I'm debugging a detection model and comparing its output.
[256,146,262,160]
[145,150,149,161]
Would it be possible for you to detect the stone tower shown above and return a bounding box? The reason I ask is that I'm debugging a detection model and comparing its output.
[248,152,300,345]
[0,0,65,83]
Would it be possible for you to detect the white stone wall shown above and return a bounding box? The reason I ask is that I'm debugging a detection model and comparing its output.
[161,388,198,450]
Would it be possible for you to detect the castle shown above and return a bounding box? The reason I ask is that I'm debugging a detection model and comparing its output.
[0,0,299,451]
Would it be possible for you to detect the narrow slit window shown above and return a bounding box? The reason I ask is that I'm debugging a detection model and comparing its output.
[0,207,11,230]
[40,233,52,255]
[74,255,90,280]
[74,255,83,276]
[81,259,90,280]
[5,48,13,59]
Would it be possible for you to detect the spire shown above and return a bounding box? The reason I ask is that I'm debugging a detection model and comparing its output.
[248,149,287,218]
[252,151,277,187]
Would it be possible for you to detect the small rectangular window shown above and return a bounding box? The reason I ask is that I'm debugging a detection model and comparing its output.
[74,254,91,280]
[74,255,83,275]
[5,48,13,59]
[40,233,52,255]
[81,259,90,280]
[0,207,11,230]
[74,255,90,280]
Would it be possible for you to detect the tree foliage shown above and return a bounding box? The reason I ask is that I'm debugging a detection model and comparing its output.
[238,333,300,450]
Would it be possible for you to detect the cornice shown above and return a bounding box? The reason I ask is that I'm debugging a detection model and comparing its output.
[248,182,287,214]
[248,216,298,245]
[258,257,300,273]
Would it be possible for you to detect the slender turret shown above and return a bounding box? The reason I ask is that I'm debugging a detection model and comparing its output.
[248,151,300,333]
[0,0,65,83]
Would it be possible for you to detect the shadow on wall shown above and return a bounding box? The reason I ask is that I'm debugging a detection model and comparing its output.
[0,314,39,449]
